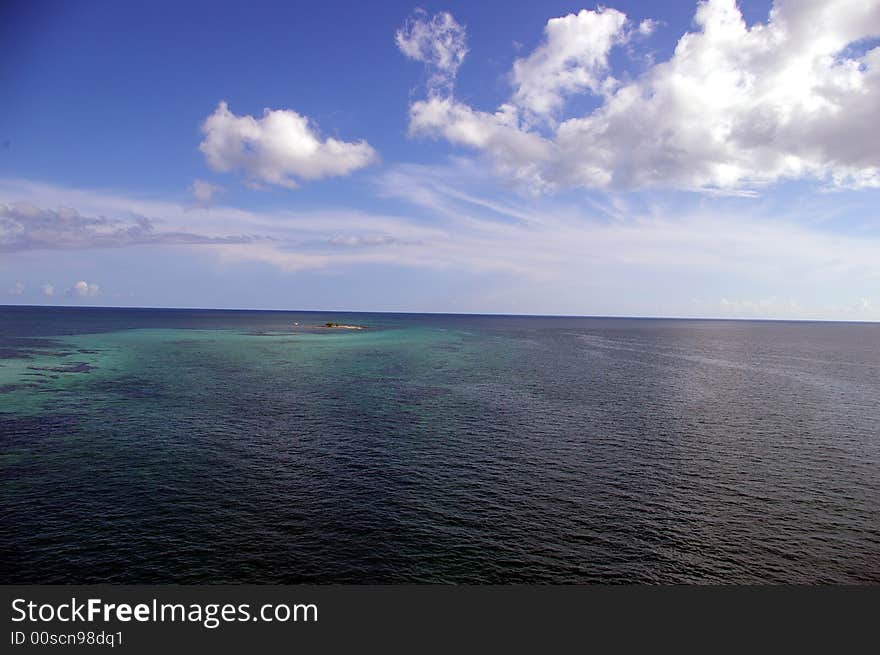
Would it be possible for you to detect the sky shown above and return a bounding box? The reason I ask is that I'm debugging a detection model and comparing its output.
[1,0,879,320]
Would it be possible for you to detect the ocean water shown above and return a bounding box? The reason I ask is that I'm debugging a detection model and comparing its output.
[1,306,878,584]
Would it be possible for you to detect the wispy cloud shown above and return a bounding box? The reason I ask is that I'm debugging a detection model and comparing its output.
[190,179,224,206]
[0,201,262,252]
[3,171,880,319]
[328,234,422,247]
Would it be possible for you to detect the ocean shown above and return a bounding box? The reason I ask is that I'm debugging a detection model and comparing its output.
[1,306,878,583]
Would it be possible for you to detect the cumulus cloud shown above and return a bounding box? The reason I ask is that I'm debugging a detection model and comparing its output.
[190,179,224,205]
[511,8,629,119]
[400,0,880,193]
[396,9,468,95]
[199,102,377,189]
[0,201,259,252]
[41,283,55,297]
[8,280,25,295]
[409,98,556,192]
[70,280,99,297]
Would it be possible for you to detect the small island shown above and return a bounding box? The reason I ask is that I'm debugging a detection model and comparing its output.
[322,322,365,330]
[286,321,367,331]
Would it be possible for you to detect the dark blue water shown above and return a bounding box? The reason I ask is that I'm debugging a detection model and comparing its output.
[1,306,878,583]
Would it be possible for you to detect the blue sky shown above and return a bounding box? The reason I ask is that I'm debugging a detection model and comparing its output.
[1,0,879,319]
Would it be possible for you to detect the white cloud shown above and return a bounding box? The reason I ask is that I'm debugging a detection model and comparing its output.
[0,200,258,251]
[511,8,629,120]
[379,161,879,285]
[72,280,99,297]
[637,19,657,36]
[328,234,418,247]
[41,283,55,297]
[5,173,880,319]
[400,0,880,193]
[8,280,24,295]
[71,280,100,297]
[190,179,224,205]
[396,10,467,95]
[199,101,377,189]
[712,295,876,320]
[409,98,557,192]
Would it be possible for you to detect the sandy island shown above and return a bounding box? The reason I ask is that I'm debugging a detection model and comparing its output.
[308,322,366,330]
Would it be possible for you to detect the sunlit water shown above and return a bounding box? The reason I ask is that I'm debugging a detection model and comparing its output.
[1,306,878,583]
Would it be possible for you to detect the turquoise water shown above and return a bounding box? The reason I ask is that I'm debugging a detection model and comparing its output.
[1,307,879,583]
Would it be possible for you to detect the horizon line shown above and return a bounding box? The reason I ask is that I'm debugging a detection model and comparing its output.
[2,303,878,325]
